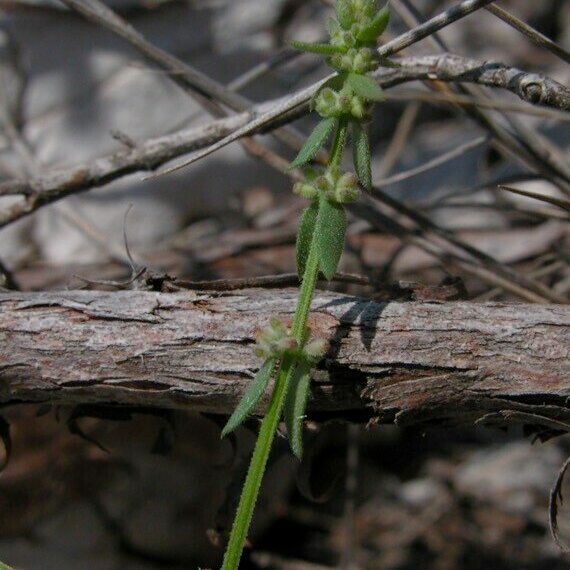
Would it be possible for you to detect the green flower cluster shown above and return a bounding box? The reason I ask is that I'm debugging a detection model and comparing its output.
[294,166,360,204]
[330,0,390,51]
[328,47,377,74]
[255,318,327,363]
[254,318,298,358]
[292,0,389,63]
[289,0,390,191]
[314,83,369,120]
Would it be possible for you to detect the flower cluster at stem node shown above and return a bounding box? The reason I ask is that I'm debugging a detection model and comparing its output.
[255,319,327,364]
[314,85,369,120]
[294,166,360,204]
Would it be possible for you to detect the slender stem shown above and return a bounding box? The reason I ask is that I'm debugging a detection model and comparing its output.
[219,353,290,570]
[221,121,347,570]
[221,241,320,570]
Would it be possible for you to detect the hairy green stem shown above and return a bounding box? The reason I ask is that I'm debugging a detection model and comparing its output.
[221,239,319,570]
[221,123,347,569]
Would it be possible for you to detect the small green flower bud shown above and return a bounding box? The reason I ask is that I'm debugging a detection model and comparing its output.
[313,167,361,203]
[328,53,342,70]
[332,0,388,49]
[320,87,337,106]
[254,340,271,358]
[352,52,366,73]
[269,317,287,335]
[315,87,342,117]
[356,48,377,72]
[329,31,342,47]
[338,172,358,189]
[304,337,327,361]
[293,182,318,200]
[338,171,358,187]
[350,22,362,38]
[330,46,378,73]
[342,52,354,69]
[356,0,374,14]
[325,166,340,187]
[336,187,360,203]
[255,318,298,358]
[335,172,360,202]
[338,94,352,114]
[350,94,368,120]
[337,187,360,203]
[344,30,358,48]
[316,173,334,194]
[277,337,298,353]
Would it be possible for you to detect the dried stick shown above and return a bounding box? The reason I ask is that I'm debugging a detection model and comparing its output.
[2,53,567,227]
[1,289,568,427]
[485,4,570,64]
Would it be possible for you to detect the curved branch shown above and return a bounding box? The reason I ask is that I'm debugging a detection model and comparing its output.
[0,289,568,429]
[378,55,570,111]
[1,53,568,229]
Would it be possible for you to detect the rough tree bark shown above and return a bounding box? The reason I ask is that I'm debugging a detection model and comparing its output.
[0,289,568,429]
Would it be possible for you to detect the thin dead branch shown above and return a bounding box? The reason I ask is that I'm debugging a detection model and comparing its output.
[0,289,568,428]
[2,52,567,228]
[485,4,570,64]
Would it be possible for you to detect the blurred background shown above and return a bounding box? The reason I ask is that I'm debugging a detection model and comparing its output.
[0,0,568,568]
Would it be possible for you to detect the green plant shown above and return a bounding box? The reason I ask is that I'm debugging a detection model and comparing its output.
[220,2,389,568]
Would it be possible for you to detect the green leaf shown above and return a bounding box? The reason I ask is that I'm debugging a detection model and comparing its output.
[352,121,372,191]
[283,360,312,459]
[357,5,390,43]
[302,166,320,182]
[316,197,347,280]
[0,563,14,570]
[296,201,319,278]
[335,0,352,29]
[221,358,276,437]
[290,117,337,169]
[346,72,385,102]
[290,40,344,55]
[320,74,346,93]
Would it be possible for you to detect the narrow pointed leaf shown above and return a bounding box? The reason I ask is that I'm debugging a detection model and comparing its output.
[352,122,372,190]
[290,117,337,169]
[221,358,276,437]
[335,0,352,29]
[290,40,343,55]
[303,166,320,182]
[283,360,312,458]
[346,72,385,102]
[296,201,319,278]
[316,197,347,280]
[357,5,390,42]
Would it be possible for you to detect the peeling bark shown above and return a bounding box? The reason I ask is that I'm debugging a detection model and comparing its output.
[0,289,568,429]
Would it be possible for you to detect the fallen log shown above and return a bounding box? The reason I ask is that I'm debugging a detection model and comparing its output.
[0,289,568,429]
